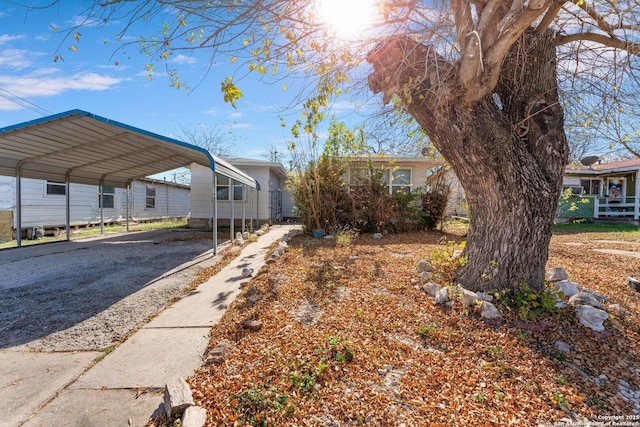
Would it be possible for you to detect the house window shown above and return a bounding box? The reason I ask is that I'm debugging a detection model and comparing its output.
[350,168,369,185]
[580,179,601,195]
[99,186,115,208]
[390,168,411,194]
[46,181,66,195]
[233,181,243,201]
[216,175,229,200]
[145,186,156,208]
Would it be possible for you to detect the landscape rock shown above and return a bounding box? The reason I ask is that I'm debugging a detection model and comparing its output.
[241,267,254,278]
[435,288,449,305]
[608,303,626,316]
[629,276,640,292]
[420,271,432,283]
[460,289,479,307]
[476,291,494,302]
[422,283,441,297]
[545,289,567,309]
[243,319,263,331]
[164,378,195,418]
[256,229,265,236]
[582,289,610,303]
[554,340,571,354]
[553,280,580,298]
[242,231,250,240]
[569,291,603,309]
[416,260,433,273]
[373,233,383,239]
[181,406,208,427]
[480,301,502,320]
[205,340,232,365]
[235,232,244,245]
[574,305,608,331]
[546,267,569,282]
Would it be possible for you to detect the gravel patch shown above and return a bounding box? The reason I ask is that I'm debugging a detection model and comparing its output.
[0,229,226,352]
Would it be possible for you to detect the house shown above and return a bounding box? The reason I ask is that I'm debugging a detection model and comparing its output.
[346,156,441,193]
[346,156,467,217]
[557,158,640,221]
[189,158,291,230]
[0,175,190,238]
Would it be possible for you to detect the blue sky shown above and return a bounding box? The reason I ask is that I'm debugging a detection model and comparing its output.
[0,1,375,167]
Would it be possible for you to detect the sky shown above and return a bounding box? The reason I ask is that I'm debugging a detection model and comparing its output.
[0,1,376,175]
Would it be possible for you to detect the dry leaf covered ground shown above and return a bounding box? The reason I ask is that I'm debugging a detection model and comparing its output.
[159,225,640,426]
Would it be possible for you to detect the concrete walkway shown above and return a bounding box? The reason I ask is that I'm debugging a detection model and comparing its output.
[1,224,300,427]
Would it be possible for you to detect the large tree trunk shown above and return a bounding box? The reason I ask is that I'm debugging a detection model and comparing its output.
[368,29,568,292]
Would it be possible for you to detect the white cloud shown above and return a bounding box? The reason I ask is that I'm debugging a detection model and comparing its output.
[0,34,23,45]
[69,15,102,28]
[172,54,197,65]
[230,122,254,130]
[0,97,23,111]
[0,48,42,71]
[0,70,124,108]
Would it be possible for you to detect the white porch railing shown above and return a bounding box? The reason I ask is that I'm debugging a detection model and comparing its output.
[594,196,640,220]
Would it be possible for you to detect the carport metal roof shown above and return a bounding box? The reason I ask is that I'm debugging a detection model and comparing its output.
[0,109,258,190]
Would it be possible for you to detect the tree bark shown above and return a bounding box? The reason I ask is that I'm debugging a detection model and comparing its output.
[368,29,568,292]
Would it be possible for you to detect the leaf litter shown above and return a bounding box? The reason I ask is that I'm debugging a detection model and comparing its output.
[150,227,640,426]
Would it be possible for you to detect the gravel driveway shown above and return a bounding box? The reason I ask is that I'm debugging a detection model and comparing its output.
[0,229,224,351]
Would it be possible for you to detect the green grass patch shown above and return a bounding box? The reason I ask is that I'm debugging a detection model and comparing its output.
[552,222,640,234]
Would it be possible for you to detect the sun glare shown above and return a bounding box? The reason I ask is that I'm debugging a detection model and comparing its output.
[315,0,378,38]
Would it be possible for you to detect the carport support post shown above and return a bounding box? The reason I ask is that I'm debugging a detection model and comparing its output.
[126,183,131,232]
[230,179,235,243]
[242,184,246,234]
[99,183,105,235]
[249,187,254,232]
[212,172,217,256]
[256,188,260,228]
[65,173,71,241]
[15,171,22,247]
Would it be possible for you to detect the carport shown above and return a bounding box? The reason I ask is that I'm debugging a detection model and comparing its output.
[0,109,259,252]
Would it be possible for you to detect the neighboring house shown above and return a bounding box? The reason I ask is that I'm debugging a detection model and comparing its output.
[346,156,441,194]
[0,175,190,238]
[557,158,640,221]
[189,158,290,229]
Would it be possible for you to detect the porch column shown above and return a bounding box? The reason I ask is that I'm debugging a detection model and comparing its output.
[594,197,600,219]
